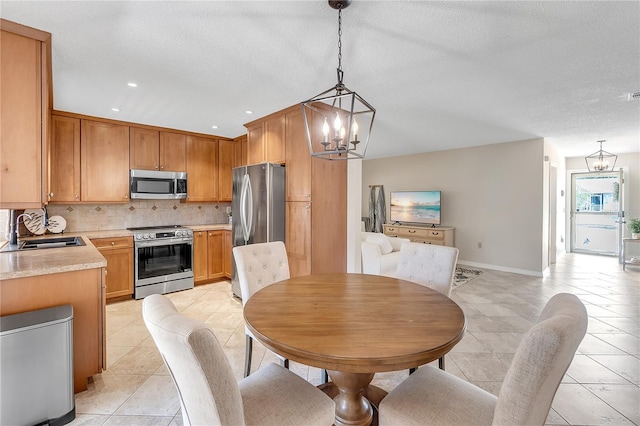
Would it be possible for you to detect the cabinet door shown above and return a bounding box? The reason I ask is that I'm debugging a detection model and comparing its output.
[130,127,160,170]
[0,29,43,208]
[234,135,247,168]
[247,123,264,166]
[285,109,311,201]
[265,114,286,164]
[102,248,133,298]
[159,132,186,172]
[50,115,80,202]
[207,230,224,279]
[81,120,130,202]
[224,230,232,278]
[193,230,208,283]
[91,237,133,300]
[218,140,234,202]
[286,202,312,278]
[186,136,218,202]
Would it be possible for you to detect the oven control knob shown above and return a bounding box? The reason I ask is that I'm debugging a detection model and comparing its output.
[176,231,183,237]
[135,235,141,240]
[144,233,150,239]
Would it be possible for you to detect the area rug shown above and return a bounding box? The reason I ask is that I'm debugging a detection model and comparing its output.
[452,266,483,290]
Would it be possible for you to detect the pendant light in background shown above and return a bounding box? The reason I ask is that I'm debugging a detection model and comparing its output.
[585,140,618,172]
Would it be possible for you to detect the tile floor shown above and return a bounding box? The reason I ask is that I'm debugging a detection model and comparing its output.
[70,253,639,425]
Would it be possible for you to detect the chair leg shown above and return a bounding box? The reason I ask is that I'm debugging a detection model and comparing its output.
[244,335,253,378]
[409,367,417,375]
[439,356,445,370]
[322,369,329,384]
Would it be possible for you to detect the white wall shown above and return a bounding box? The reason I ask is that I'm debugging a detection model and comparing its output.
[362,138,546,275]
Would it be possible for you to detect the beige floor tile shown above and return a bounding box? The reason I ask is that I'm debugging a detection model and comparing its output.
[107,346,164,376]
[592,333,640,355]
[583,384,640,425]
[75,373,150,415]
[102,415,173,426]
[588,354,640,384]
[68,414,110,425]
[552,383,635,425]
[565,355,632,384]
[114,376,180,417]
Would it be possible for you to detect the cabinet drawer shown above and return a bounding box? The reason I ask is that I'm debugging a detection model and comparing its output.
[384,225,399,236]
[398,228,428,238]
[414,239,445,246]
[428,230,445,240]
[91,237,133,250]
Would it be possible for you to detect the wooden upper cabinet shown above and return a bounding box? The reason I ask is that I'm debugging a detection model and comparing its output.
[233,135,247,168]
[186,136,218,202]
[129,127,160,170]
[159,132,187,172]
[50,115,81,203]
[0,22,51,209]
[81,120,130,202]
[247,123,264,166]
[130,128,186,172]
[265,114,286,164]
[285,109,312,202]
[218,140,234,202]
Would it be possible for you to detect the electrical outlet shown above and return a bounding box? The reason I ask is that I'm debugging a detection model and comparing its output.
[226,206,232,214]
[477,242,482,248]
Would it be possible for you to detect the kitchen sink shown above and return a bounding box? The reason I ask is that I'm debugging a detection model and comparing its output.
[1,236,85,252]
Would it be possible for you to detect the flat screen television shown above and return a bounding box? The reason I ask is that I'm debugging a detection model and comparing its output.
[390,191,441,226]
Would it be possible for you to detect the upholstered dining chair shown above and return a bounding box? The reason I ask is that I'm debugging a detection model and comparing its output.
[142,294,335,426]
[233,242,291,377]
[396,242,459,371]
[379,293,588,426]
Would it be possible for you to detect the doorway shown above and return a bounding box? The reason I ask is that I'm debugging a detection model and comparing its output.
[570,171,623,256]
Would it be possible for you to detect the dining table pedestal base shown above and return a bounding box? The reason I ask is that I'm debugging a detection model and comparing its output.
[327,371,376,426]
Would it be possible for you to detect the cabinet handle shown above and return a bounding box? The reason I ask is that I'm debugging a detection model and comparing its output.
[160,166,164,170]
[49,192,54,197]
[75,194,79,199]
[111,241,115,246]
[305,194,311,197]
[409,230,416,233]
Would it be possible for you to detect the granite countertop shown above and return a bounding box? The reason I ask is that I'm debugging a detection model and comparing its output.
[0,223,230,280]
[0,235,107,281]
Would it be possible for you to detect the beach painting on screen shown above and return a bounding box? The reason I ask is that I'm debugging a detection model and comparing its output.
[390,191,441,225]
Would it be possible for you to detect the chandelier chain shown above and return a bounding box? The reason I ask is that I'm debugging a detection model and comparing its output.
[337,9,343,73]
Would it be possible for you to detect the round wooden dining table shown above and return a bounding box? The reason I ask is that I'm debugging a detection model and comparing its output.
[243,273,466,426]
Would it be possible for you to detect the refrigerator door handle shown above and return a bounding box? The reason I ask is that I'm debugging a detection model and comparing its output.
[240,173,253,243]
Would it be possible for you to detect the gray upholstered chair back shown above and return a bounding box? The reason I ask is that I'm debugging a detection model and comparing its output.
[142,294,245,426]
[233,241,290,305]
[492,293,588,425]
[396,242,459,297]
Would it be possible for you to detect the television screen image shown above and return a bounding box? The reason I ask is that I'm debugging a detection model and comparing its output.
[390,191,441,225]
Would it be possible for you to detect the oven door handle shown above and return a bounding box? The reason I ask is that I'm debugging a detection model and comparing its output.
[240,173,252,243]
[136,238,193,248]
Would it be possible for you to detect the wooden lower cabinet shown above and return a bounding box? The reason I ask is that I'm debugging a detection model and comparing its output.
[0,268,104,393]
[194,229,227,284]
[224,230,232,279]
[91,237,134,299]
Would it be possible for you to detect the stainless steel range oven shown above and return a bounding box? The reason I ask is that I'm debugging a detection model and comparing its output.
[128,225,194,299]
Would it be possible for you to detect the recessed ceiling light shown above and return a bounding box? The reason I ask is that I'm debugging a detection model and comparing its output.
[128,82,137,88]
[245,110,253,115]
[211,125,219,129]
[111,108,120,112]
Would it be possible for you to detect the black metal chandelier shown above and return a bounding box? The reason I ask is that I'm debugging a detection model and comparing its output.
[301,0,375,160]
[585,140,618,172]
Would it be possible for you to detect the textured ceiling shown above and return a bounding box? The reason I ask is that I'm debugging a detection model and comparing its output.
[2,1,639,159]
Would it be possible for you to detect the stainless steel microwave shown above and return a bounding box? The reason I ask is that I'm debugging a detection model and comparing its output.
[130,169,187,199]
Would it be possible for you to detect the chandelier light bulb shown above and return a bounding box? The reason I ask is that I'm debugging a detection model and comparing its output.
[322,118,330,143]
[352,119,359,141]
[334,113,342,132]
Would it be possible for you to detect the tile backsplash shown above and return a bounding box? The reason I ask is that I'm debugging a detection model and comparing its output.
[0,200,231,240]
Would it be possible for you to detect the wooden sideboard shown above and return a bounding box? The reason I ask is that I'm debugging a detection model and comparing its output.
[383,224,455,247]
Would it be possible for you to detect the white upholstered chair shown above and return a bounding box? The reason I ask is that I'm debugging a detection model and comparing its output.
[233,241,291,377]
[142,294,335,426]
[396,242,459,370]
[379,293,588,426]
[361,231,410,276]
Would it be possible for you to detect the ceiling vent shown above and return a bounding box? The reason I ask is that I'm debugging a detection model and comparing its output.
[628,91,640,101]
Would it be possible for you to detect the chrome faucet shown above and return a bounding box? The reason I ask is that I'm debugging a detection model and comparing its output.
[9,210,34,246]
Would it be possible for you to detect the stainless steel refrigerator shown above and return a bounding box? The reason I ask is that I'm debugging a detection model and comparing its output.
[231,163,286,298]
